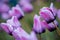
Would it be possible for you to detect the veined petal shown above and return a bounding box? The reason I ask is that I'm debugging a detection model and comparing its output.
[7,16,21,28]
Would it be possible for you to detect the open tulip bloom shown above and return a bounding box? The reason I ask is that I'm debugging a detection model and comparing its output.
[1,16,38,40]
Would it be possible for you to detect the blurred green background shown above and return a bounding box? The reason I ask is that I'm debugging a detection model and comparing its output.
[0,0,60,40]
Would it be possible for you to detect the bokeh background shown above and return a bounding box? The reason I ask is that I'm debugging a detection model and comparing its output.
[0,0,60,40]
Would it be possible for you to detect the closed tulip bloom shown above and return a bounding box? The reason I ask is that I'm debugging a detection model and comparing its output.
[9,5,24,19]
[0,3,10,13]
[57,9,60,19]
[40,7,55,23]
[1,16,21,35]
[33,14,45,34]
[22,3,33,13]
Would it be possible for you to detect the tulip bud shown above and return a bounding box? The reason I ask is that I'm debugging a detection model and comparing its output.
[33,14,45,34]
[39,7,55,23]
[1,16,21,35]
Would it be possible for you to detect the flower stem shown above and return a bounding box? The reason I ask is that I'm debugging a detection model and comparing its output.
[38,34,41,40]
[53,22,60,36]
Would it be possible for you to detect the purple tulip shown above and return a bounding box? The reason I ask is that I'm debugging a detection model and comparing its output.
[39,7,55,23]
[0,3,10,13]
[9,5,24,19]
[33,14,45,34]
[57,9,60,19]
[22,3,33,13]
[1,16,21,35]
[19,0,33,13]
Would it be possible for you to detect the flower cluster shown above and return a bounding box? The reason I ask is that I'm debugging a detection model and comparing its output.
[33,3,59,34]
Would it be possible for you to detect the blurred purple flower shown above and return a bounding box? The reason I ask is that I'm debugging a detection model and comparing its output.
[33,14,45,34]
[0,3,10,13]
[1,13,11,19]
[9,5,24,19]
[19,0,33,13]
[1,16,21,35]
[22,3,33,13]
[57,9,60,19]
[39,7,55,23]
[0,0,9,3]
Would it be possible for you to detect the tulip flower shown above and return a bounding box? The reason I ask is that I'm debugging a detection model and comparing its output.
[9,5,24,19]
[39,7,55,23]
[33,14,45,34]
[1,16,21,35]
[19,0,33,13]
